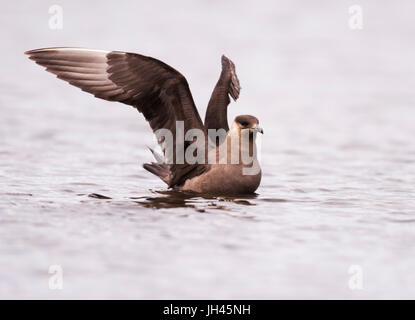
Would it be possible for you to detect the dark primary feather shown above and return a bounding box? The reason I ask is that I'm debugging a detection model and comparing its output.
[25,47,208,187]
[204,55,241,139]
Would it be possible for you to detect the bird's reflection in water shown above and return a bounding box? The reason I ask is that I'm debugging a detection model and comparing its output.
[130,190,257,211]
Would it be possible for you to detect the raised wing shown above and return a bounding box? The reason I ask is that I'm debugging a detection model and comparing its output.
[204,55,240,138]
[25,47,208,187]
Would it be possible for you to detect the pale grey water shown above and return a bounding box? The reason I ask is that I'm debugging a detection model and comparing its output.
[1,0,415,299]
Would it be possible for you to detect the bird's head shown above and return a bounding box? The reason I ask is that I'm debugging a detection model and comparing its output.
[231,115,264,135]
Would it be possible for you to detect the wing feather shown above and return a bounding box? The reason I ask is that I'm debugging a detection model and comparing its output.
[204,55,240,137]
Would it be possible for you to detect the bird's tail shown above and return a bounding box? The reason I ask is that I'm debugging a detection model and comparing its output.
[143,146,171,185]
[143,162,170,185]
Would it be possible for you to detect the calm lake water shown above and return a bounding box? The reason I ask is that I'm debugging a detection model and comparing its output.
[1,0,415,299]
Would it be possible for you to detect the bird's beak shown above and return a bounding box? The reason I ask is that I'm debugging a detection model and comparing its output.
[252,125,264,134]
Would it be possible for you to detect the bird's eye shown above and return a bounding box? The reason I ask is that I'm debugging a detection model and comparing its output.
[240,122,249,127]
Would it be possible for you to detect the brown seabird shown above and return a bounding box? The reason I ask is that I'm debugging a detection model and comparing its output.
[25,48,263,195]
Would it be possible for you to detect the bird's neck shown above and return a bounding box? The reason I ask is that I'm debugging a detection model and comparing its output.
[222,127,258,165]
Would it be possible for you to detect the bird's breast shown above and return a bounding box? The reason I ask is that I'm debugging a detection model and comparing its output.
[180,162,261,195]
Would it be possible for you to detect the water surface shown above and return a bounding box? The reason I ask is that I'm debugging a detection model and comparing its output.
[1,0,415,299]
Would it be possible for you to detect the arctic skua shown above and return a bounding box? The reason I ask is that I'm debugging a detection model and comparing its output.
[25,47,263,195]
